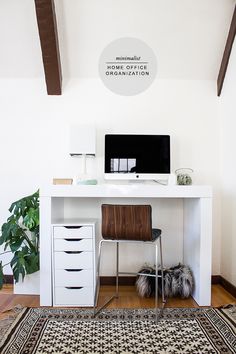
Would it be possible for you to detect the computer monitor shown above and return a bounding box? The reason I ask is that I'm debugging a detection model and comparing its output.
[104,134,170,180]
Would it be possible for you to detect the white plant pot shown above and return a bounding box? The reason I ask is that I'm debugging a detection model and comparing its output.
[14,271,40,295]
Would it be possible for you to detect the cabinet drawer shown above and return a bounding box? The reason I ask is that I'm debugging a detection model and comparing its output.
[54,251,93,269]
[54,286,94,306]
[54,269,93,287]
[53,226,93,239]
[54,238,93,252]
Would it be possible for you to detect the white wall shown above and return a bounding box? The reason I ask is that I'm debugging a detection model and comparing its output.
[219,40,236,286]
[0,0,234,79]
[0,78,221,275]
[55,0,233,79]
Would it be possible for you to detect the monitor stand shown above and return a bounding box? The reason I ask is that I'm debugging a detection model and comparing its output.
[127,174,176,186]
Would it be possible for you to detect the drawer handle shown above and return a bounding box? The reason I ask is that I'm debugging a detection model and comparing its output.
[64,269,82,272]
[65,287,83,290]
[64,251,82,254]
[64,226,82,229]
[64,238,82,242]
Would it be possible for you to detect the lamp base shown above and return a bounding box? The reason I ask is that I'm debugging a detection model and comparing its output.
[75,178,98,185]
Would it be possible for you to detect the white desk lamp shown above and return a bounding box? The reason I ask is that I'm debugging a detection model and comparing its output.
[69,125,97,185]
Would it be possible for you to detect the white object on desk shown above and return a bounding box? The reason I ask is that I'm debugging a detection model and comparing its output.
[69,125,96,156]
[40,184,212,307]
[69,125,97,185]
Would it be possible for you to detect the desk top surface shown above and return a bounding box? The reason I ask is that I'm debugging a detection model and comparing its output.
[40,184,212,198]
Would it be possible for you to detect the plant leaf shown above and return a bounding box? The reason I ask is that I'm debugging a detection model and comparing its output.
[10,247,28,283]
[25,252,39,274]
[0,262,4,289]
[1,221,26,251]
[1,190,40,282]
[23,207,39,231]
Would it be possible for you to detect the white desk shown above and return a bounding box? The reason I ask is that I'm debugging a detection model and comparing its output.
[40,184,212,306]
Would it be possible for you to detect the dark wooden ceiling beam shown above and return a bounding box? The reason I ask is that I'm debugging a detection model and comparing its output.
[34,0,62,95]
[217,5,236,96]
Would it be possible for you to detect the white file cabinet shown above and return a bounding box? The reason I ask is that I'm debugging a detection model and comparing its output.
[52,221,96,307]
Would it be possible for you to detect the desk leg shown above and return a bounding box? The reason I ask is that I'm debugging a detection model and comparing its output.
[183,198,212,306]
[40,196,52,306]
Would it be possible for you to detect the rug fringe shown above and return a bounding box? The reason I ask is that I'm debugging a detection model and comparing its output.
[0,304,24,314]
[219,303,236,311]
[0,305,25,342]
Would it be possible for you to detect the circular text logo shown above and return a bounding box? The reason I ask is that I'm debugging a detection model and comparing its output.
[99,37,157,96]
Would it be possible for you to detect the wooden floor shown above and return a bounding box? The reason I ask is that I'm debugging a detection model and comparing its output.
[0,284,235,316]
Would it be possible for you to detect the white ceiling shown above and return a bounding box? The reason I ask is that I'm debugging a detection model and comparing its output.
[0,0,235,79]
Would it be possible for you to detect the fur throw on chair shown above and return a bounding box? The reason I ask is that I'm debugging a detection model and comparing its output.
[136,263,194,298]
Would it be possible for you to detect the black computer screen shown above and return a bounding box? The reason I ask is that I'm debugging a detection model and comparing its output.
[105,135,170,174]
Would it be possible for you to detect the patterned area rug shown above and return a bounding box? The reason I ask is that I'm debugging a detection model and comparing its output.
[0,306,236,354]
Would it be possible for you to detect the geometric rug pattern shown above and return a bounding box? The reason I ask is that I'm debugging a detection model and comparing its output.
[0,306,236,353]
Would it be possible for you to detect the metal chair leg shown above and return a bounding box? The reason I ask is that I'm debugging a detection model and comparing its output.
[94,240,118,317]
[116,242,119,298]
[159,236,166,305]
[155,243,159,323]
[94,238,165,321]
[93,239,103,315]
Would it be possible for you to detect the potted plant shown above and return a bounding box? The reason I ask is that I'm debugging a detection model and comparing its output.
[0,190,39,293]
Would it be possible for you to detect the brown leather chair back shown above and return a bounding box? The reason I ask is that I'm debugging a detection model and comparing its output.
[101,204,153,241]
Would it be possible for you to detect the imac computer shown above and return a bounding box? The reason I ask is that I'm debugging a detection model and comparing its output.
[104,134,170,181]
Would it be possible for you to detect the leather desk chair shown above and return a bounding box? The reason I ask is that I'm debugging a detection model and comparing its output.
[94,204,165,321]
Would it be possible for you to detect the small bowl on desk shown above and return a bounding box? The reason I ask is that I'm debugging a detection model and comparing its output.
[175,168,193,185]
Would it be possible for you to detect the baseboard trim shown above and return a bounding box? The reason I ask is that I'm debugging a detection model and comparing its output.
[4,274,236,299]
[211,275,236,298]
[211,275,221,285]
[4,275,137,286]
[101,275,236,298]
[4,275,13,284]
[102,276,220,287]
[100,276,136,286]
[220,276,236,298]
